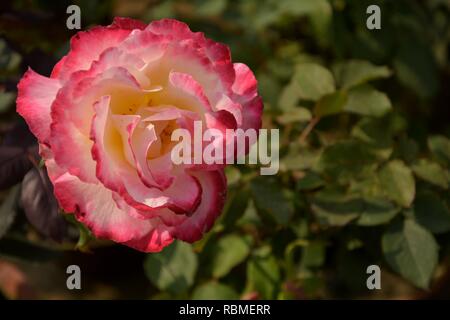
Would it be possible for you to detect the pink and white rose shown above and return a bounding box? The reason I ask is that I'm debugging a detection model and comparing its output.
[16,18,262,252]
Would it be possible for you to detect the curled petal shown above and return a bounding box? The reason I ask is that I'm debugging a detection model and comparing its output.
[91,96,201,214]
[50,67,141,183]
[172,170,226,242]
[90,96,170,210]
[214,94,243,127]
[232,63,258,101]
[169,71,212,112]
[54,27,131,80]
[17,69,61,143]
[44,146,174,252]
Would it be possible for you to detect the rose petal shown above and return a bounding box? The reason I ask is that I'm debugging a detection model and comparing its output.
[110,17,147,31]
[172,170,226,242]
[54,27,132,81]
[232,63,258,101]
[44,147,174,252]
[16,68,61,143]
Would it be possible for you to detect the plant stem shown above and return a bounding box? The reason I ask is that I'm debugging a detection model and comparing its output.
[299,117,320,144]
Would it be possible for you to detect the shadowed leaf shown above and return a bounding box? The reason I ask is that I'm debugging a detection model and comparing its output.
[20,167,68,242]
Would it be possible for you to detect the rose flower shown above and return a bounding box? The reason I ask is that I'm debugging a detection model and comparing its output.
[16,18,262,252]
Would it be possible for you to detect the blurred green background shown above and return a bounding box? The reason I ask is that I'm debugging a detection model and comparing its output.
[1,0,450,299]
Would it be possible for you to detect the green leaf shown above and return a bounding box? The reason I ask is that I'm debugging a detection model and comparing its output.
[349,174,384,198]
[210,234,251,278]
[278,82,300,111]
[281,146,320,171]
[333,60,391,89]
[313,90,348,117]
[379,160,415,207]
[352,117,393,149]
[296,171,324,191]
[250,177,294,225]
[356,198,400,226]
[192,282,239,300]
[258,73,282,109]
[382,219,438,289]
[308,2,332,47]
[301,242,326,268]
[237,199,262,227]
[221,188,249,229]
[412,192,450,234]
[311,189,362,226]
[412,159,448,189]
[313,187,399,227]
[428,135,450,166]
[352,117,394,161]
[277,107,312,124]
[343,85,392,117]
[143,241,198,294]
[292,63,335,101]
[317,141,377,184]
[246,247,280,299]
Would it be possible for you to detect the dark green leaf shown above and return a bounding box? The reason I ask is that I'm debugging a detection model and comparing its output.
[317,141,377,184]
[428,135,450,166]
[356,198,399,226]
[333,60,391,89]
[210,234,251,278]
[382,219,438,289]
[246,247,280,299]
[144,241,198,294]
[398,136,419,164]
[221,189,249,229]
[352,117,393,149]
[250,177,294,225]
[296,171,324,191]
[314,90,348,117]
[311,189,362,226]
[412,192,450,234]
